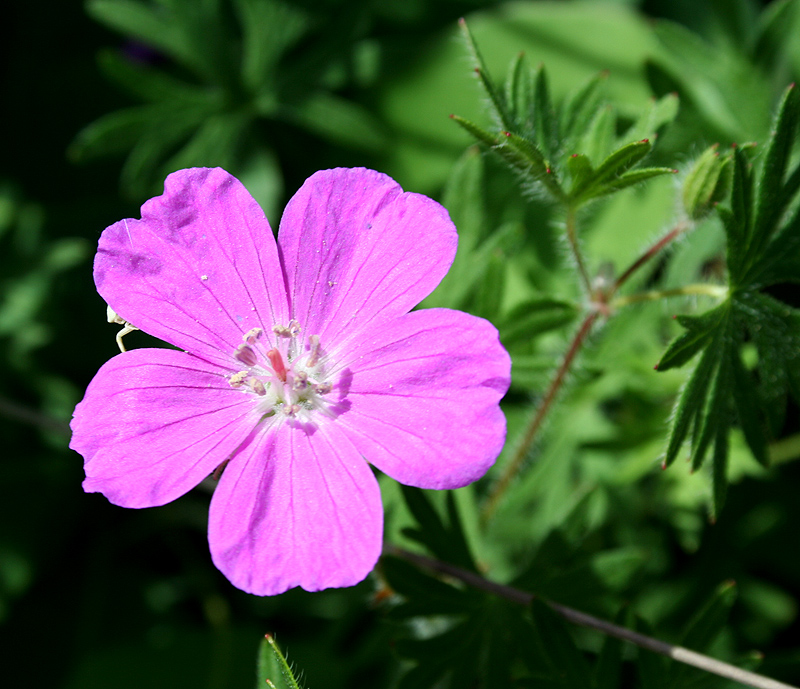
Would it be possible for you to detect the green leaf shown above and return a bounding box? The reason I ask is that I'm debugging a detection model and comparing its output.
[560,72,608,145]
[381,557,471,619]
[400,487,477,572]
[662,343,721,468]
[689,337,731,474]
[752,0,799,70]
[282,92,388,152]
[256,634,303,689]
[98,51,219,106]
[750,83,800,262]
[593,608,630,689]
[533,64,558,159]
[500,132,564,199]
[591,139,653,186]
[597,167,677,196]
[740,291,800,434]
[721,147,755,281]
[656,305,728,372]
[576,104,615,166]
[450,114,501,148]
[635,617,669,689]
[87,0,226,82]
[566,154,593,190]
[232,0,307,93]
[623,93,680,144]
[750,186,800,287]
[730,351,770,468]
[505,50,528,129]
[459,18,514,131]
[392,594,533,689]
[500,297,579,346]
[473,250,506,322]
[568,139,654,204]
[527,599,594,688]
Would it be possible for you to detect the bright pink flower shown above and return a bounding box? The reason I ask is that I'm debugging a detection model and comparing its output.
[70,167,510,595]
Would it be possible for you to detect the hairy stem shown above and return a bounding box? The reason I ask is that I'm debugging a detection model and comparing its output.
[482,311,599,522]
[565,206,593,294]
[612,222,689,294]
[384,544,799,689]
[611,283,728,308]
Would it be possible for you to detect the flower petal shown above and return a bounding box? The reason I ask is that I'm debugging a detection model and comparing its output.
[208,421,383,596]
[71,348,259,508]
[335,308,510,489]
[94,167,290,366]
[277,168,457,349]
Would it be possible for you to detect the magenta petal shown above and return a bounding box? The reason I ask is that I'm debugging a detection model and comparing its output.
[94,168,290,366]
[277,168,457,347]
[336,308,510,489]
[72,349,258,508]
[208,422,383,596]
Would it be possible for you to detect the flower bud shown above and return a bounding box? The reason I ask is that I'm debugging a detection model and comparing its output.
[682,144,732,220]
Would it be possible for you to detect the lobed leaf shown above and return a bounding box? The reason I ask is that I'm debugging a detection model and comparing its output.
[533,65,558,159]
[527,600,594,689]
[256,635,303,689]
[663,344,720,468]
[656,305,728,372]
[750,83,800,263]
[399,487,477,572]
[459,19,514,131]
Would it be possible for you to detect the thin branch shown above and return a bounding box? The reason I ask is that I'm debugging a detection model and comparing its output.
[384,544,799,689]
[611,221,688,294]
[565,206,593,295]
[611,283,728,309]
[482,311,599,522]
[0,394,70,437]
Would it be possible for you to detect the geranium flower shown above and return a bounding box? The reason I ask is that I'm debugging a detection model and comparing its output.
[70,167,510,595]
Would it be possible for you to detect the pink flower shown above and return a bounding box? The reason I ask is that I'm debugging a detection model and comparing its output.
[70,167,510,595]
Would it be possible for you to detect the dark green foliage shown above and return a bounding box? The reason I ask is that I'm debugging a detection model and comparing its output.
[657,84,800,514]
[71,0,387,204]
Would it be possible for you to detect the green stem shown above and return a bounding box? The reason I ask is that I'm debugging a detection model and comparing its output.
[384,544,800,689]
[482,311,599,522]
[611,284,728,309]
[566,206,593,294]
[770,433,800,465]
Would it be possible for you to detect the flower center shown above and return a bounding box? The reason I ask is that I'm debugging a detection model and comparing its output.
[226,321,335,422]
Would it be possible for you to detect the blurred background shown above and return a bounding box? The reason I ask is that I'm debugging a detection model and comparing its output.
[2,0,800,687]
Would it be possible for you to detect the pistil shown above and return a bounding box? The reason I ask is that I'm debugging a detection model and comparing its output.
[266,348,288,382]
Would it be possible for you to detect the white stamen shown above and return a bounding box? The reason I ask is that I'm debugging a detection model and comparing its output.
[243,327,263,344]
[229,371,249,387]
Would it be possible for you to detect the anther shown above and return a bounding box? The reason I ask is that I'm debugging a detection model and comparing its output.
[234,344,258,367]
[307,334,321,367]
[288,319,301,336]
[243,327,263,344]
[266,348,288,382]
[229,370,249,388]
[249,378,267,396]
[314,382,332,394]
[293,371,309,391]
[282,404,301,416]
